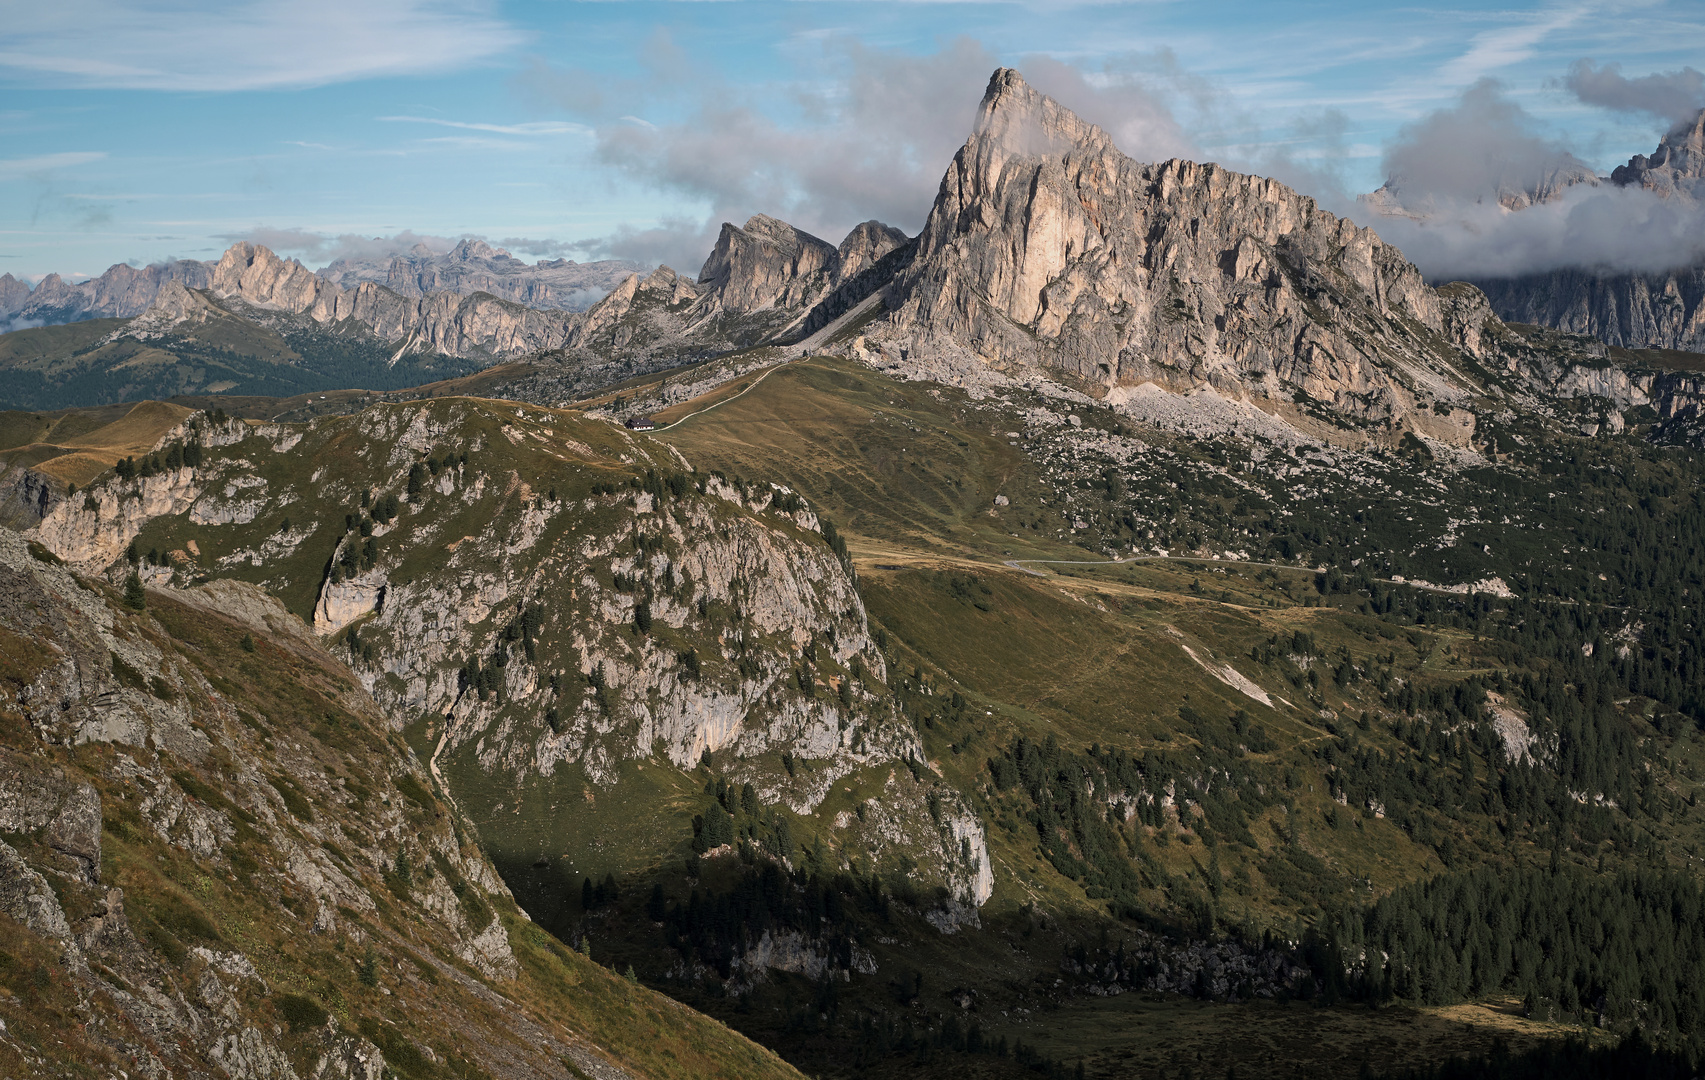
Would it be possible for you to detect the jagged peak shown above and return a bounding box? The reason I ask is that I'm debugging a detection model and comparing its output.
[972,67,1116,160]
[1612,108,1705,194]
[839,220,908,252]
[215,241,297,271]
[450,238,505,260]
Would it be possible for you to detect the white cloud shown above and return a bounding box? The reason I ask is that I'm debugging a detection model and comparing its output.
[378,116,591,136]
[1437,6,1585,86]
[0,151,107,177]
[0,0,523,91]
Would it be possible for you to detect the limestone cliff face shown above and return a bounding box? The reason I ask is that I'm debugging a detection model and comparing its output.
[3,259,212,324]
[866,69,1470,425]
[834,221,910,285]
[698,215,839,313]
[205,242,582,359]
[0,272,31,317]
[1612,110,1705,200]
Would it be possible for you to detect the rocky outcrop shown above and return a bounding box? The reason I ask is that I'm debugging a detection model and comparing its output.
[314,567,386,635]
[0,525,635,1079]
[31,464,201,570]
[862,68,1477,426]
[1611,109,1705,201]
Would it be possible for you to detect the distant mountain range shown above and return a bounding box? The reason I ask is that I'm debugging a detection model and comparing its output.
[317,238,639,311]
[5,72,1703,423]
[0,239,639,334]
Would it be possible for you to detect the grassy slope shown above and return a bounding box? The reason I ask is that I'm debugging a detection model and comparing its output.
[0,400,195,485]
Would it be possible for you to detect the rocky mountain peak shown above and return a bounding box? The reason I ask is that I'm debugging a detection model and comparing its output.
[863,66,1473,433]
[1613,107,1705,199]
[210,241,323,311]
[973,67,1116,161]
[835,220,910,284]
[449,237,505,261]
[698,215,838,313]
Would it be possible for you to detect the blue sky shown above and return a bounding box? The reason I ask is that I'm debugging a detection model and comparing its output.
[2,0,1702,282]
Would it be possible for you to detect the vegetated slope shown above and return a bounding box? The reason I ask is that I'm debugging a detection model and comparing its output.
[0,529,804,1080]
[638,353,1705,1073]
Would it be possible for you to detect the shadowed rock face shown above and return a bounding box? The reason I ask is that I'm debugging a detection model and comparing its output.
[866,68,1472,425]
[1475,267,1705,353]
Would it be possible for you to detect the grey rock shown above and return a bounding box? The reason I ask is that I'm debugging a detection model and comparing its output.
[864,68,1473,430]
[1611,109,1705,200]
[0,838,72,939]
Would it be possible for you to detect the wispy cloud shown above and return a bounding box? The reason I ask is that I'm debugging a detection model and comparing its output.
[0,151,107,177]
[378,116,591,136]
[1437,6,1586,86]
[0,0,523,91]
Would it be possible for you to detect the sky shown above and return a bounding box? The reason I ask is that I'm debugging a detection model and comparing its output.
[2,0,1703,285]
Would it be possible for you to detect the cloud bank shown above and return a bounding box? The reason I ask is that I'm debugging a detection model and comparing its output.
[1353,76,1705,282]
[1375,79,1587,210]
